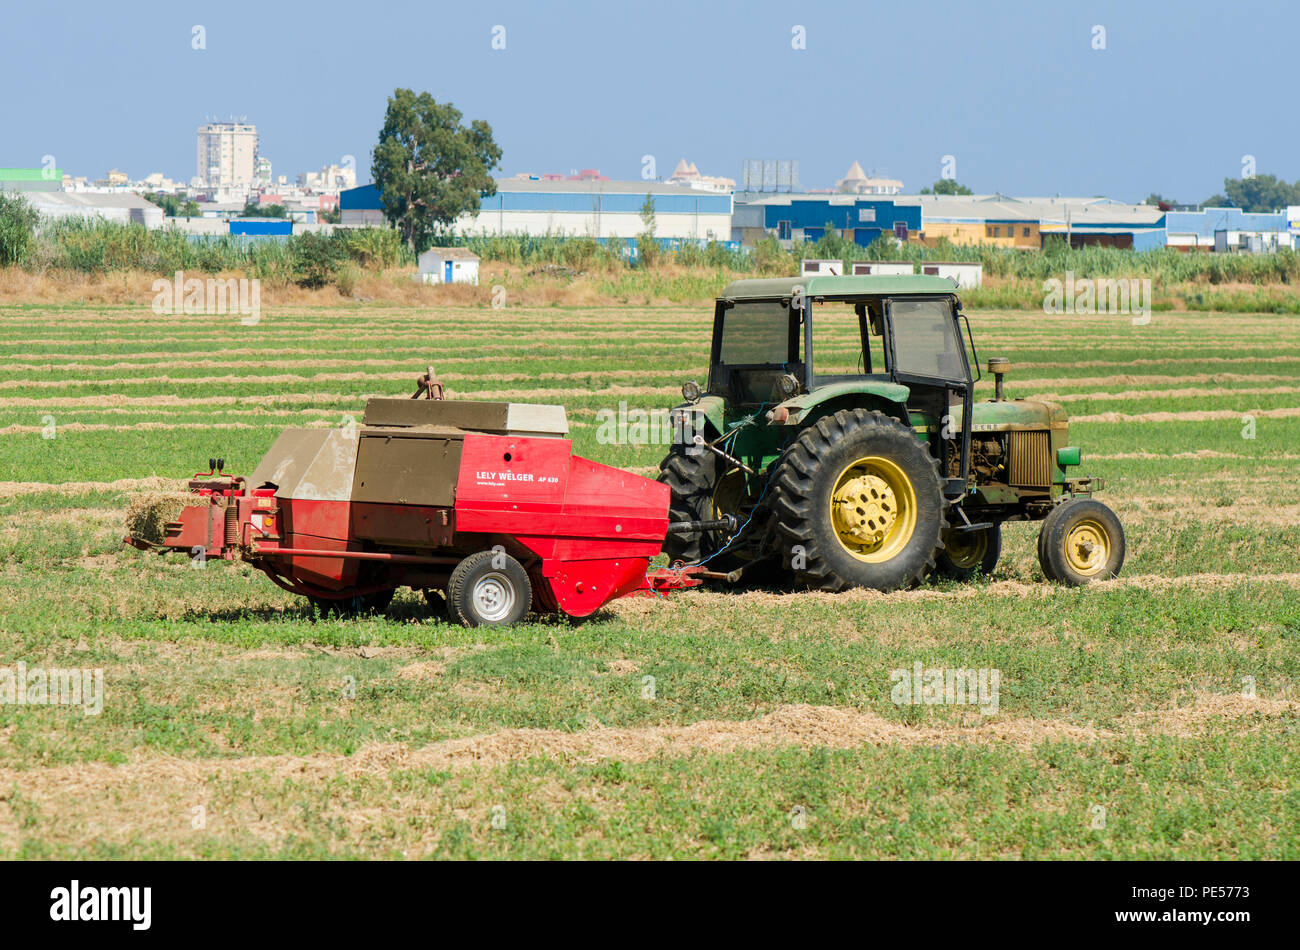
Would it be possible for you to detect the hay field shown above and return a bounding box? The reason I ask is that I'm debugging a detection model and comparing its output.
[0,299,1297,858]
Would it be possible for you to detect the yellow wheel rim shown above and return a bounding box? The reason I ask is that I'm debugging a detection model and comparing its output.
[829,456,917,563]
[944,527,988,570]
[1065,519,1110,575]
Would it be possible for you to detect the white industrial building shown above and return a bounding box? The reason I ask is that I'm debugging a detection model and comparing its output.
[852,261,915,276]
[341,179,733,241]
[918,260,983,288]
[24,191,165,229]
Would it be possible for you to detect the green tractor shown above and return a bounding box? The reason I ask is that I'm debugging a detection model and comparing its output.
[659,274,1124,590]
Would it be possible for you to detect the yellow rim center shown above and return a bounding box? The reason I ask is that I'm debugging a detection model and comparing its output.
[1065,519,1110,575]
[830,456,917,563]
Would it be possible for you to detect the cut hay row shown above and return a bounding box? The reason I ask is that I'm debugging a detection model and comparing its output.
[1093,449,1300,461]
[0,420,308,436]
[1014,354,1300,371]
[0,476,186,499]
[1039,385,1300,403]
[1073,406,1300,423]
[0,365,702,385]
[0,324,717,346]
[0,694,1289,814]
[0,391,385,410]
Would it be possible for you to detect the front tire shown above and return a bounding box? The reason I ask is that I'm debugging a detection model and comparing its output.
[1038,498,1125,585]
[768,409,945,592]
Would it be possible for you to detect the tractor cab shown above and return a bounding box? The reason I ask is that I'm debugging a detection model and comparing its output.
[703,275,978,495]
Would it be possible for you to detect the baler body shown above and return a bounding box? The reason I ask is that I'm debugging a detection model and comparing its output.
[139,397,677,618]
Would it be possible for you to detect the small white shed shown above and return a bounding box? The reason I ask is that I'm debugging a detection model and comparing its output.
[851,261,915,276]
[920,261,983,289]
[418,247,480,286]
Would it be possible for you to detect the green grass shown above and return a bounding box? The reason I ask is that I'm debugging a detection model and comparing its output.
[0,301,1297,858]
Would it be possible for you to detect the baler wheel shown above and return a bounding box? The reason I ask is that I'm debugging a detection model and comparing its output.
[769,409,944,592]
[936,523,1002,581]
[447,550,532,627]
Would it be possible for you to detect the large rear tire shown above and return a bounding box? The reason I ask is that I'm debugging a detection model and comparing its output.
[657,443,745,569]
[768,409,945,592]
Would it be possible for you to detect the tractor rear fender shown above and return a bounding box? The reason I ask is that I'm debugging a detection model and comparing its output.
[774,380,912,429]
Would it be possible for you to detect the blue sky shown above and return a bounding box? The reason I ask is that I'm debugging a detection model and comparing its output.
[1,0,1294,202]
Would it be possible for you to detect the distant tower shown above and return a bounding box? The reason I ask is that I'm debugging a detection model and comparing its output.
[196,121,259,195]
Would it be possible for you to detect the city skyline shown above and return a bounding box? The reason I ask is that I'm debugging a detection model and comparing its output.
[1,0,1296,202]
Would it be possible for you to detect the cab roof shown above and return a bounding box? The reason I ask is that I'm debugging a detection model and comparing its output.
[720,274,958,300]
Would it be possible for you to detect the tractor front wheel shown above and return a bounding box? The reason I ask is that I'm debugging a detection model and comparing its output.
[1038,498,1125,585]
[936,523,1001,581]
[769,409,945,592]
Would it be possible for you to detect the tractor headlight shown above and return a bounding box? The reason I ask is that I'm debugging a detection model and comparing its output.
[681,380,702,403]
[1057,446,1082,467]
[778,373,800,398]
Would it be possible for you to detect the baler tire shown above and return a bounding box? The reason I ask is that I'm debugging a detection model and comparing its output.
[447,550,532,627]
[1038,498,1125,586]
[768,409,944,592]
[936,523,1002,581]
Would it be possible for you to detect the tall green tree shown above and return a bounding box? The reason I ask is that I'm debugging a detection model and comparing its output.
[636,194,658,266]
[371,89,502,252]
[1222,174,1300,213]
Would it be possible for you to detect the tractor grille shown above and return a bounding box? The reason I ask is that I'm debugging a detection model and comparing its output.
[1008,431,1052,488]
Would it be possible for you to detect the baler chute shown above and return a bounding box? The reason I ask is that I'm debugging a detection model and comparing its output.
[126,375,707,625]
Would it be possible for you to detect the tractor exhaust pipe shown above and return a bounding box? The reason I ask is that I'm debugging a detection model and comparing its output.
[988,358,1010,401]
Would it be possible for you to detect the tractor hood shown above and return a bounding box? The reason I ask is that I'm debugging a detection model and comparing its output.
[969,397,1068,431]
